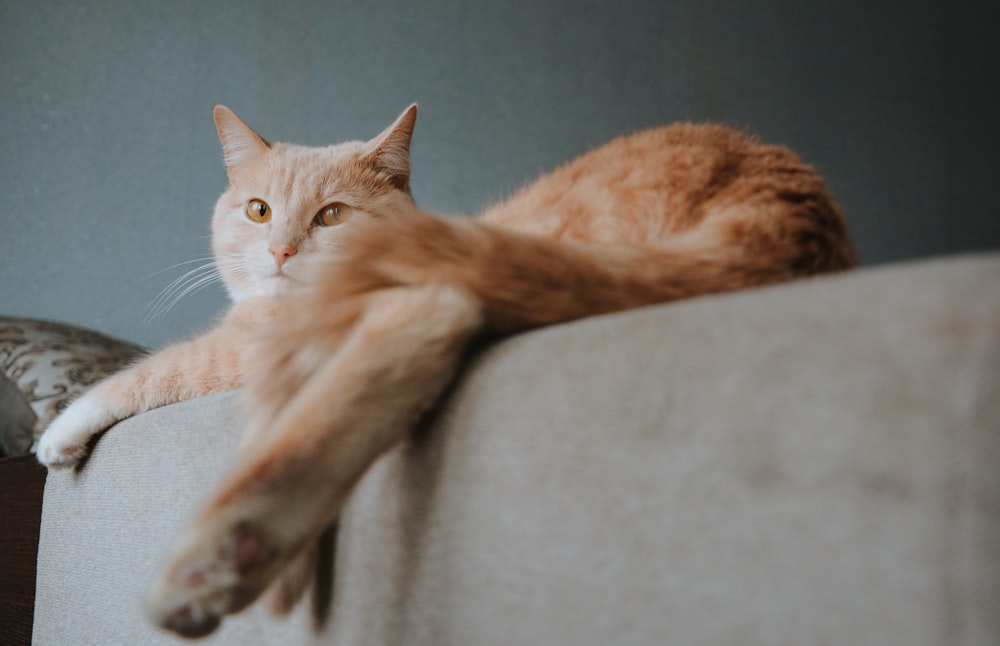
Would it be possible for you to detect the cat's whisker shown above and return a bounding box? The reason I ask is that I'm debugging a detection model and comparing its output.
[141,253,247,322]
[143,262,222,324]
[145,273,214,321]
[155,272,225,318]
[146,263,217,311]
[140,257,218,282]
[213,257,252,281]
[145,277,220,324]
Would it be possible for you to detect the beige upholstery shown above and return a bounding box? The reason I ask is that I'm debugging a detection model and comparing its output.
[34,254,1000,645]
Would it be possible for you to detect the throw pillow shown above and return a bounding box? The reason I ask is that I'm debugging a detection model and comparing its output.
[0,317,146,454]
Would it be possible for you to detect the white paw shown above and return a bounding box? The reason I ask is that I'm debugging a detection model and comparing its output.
[35,395,114,469]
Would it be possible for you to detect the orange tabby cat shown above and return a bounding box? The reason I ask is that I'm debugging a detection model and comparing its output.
[37,104,854,636]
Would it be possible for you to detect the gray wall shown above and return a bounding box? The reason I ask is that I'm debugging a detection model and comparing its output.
[3,0,998,347]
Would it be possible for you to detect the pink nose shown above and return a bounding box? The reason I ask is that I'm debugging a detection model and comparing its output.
[270,244,297,269]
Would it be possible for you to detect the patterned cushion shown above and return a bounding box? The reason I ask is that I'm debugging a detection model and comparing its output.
[0,317,146,454]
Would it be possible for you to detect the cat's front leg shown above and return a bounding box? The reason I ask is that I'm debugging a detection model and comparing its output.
[146,285,483,637]
[36,312,258,469]
[35,381,125,467]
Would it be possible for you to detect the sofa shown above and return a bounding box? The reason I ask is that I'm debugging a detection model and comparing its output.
[7,253,1000,644]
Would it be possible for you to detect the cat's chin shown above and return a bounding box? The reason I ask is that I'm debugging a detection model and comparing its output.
[266,275,297,295]
[230,275,297,301]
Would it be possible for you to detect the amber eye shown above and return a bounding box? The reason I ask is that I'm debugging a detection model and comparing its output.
[246,199,271,223]
[315,203,353,227]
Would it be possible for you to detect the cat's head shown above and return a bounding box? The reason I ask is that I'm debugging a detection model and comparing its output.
[210,104,418,301]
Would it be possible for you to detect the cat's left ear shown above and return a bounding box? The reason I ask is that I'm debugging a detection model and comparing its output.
[363,104,418,191]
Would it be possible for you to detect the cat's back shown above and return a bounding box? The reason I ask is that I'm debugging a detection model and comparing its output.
[480,122,841,249]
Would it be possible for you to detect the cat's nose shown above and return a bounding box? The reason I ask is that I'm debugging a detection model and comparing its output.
[270,244,297,269]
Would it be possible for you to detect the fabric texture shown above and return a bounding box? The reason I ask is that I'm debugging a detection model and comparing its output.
[0,318,145,448]
[33,254,1000,645]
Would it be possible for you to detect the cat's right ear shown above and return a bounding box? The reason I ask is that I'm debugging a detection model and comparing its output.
[213,105,271,176]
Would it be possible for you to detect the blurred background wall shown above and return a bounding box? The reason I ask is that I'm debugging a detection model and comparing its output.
[3,0,998,347]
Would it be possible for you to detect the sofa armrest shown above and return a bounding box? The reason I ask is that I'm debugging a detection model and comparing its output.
[33,254,1000,645]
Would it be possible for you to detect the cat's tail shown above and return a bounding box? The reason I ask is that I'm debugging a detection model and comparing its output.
[297,204,854,337]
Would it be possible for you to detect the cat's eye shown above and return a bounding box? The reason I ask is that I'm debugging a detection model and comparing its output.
[246,199,271,223]
[315,203,353,227]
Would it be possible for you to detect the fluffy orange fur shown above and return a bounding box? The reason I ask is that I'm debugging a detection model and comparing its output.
[37,104,853,637]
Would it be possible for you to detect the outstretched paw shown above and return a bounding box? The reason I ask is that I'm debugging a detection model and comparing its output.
[147,520,282,638]
[35,395,114,469]
[35,437,89,468]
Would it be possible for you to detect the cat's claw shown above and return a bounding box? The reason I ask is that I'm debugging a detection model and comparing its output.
[147,520,281,637]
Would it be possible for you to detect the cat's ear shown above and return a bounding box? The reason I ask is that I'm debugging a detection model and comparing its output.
[363,104,418,191]
[213,105,271,174]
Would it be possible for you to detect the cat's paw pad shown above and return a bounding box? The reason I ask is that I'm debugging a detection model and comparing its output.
[148,521,280,637]
[160,598,223,639]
